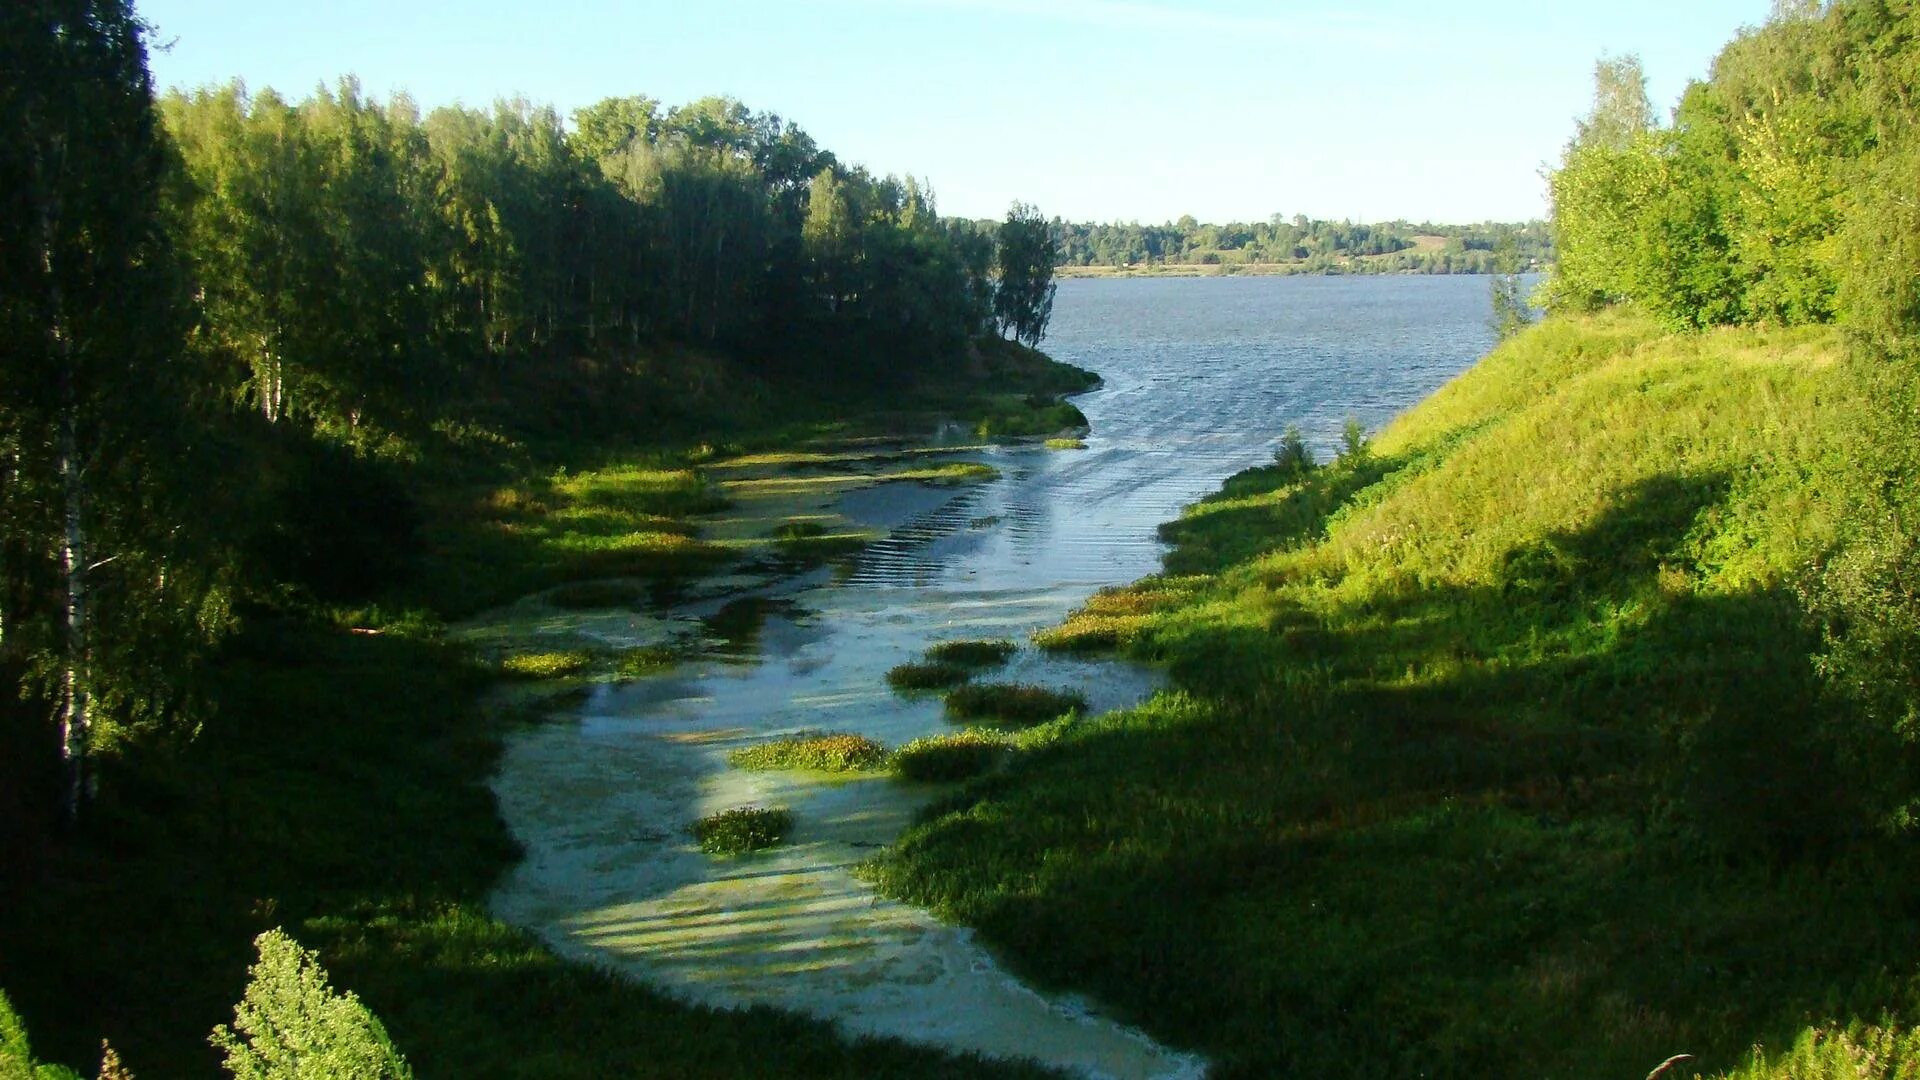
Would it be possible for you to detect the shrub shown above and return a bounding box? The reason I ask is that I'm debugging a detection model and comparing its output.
[690,806,793,855]
[944,683,1087,726]
[210,928,413,1080]
[499,651,592,679]
[887,660,974,692]
[1272,424,1314,477]
[727,733,887,773]
[924,639,1018,668]
[1,988,84,1080]
[892,731,1008,782]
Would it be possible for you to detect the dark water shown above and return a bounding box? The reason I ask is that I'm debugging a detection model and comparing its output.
[487,274,1501,1077]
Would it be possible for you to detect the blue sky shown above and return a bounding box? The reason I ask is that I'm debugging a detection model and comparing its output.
[139,0,1767,224]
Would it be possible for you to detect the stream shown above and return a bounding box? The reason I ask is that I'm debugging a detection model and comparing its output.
[483,275,1500,1078]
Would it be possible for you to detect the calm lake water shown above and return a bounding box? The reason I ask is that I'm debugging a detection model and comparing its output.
[484,274,1500,1079]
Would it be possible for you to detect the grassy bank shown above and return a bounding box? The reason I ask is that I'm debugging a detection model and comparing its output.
[0,338,1091,1078]
[868,314,1920,1078]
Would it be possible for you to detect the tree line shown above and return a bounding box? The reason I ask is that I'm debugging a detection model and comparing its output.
[1,0,1062,825]
[1055,215,1552,274]
[1543,0,1920,833]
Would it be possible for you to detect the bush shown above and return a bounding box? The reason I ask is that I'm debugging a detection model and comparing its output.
[924,639,1017,668]
[499,651,592,679]
[727,733,887,773]
[891,731,1008,782]
[1272,424,1314,477]
[886,661,973,692]
[944,683,1086,727]
[690,806,793,855]
[210,928,413,1080]
[1,988,84,1080]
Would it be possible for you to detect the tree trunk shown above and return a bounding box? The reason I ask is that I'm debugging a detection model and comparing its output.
[37,139,90,826]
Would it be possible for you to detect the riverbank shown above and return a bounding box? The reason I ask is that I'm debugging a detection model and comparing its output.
[868,313,1920,1078]
[0,339,1097,1078]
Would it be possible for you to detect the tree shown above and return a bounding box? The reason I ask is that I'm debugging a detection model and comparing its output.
[1489,234,1533,341]
[1574,54,1655,151]
[210,930,412,1080]
[994,202,1058,347]
[1,0,231,823]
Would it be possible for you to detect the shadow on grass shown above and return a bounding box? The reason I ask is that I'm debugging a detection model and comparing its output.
[0,621,1058,1079]
[872,473,1915,1079]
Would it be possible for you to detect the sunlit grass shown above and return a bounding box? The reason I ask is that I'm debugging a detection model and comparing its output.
[499,650,593,679]
[727,733,888,773]
[891,730,1009,782]
[943,683,1087,727]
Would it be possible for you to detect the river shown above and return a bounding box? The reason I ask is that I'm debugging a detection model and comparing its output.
[483,275,1501,1078]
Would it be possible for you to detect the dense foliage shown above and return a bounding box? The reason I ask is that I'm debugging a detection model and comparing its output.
[1055,215,1552,274]
[1546,0,1920,835]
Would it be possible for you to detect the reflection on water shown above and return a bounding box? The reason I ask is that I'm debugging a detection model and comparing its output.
[489,276,1498,1078]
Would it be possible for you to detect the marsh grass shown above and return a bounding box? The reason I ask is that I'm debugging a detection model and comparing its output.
[943,683,1087,727]
[870,315,1920,1079]
[615,644,684,677]
[727,733,888,773]
[690,806,794,855]
[924,639,1018,668]
[887,660,974,692]
[1043,438,1087,450]
[891,731,1009,782]
[499,650,593,679]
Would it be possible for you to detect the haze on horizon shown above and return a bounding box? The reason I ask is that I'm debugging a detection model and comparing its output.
[139,0,1767,225]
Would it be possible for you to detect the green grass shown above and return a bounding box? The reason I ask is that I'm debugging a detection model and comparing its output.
[943,683,1087,727]
[1043,438,1087,450]
[727,734,888,774]
[868,314,1920,1078]
[690,806,794,855]
[891,731,1009,783]
[499,650,593,679]
[614,644,683,677]
[886,660,974,692]
[923,639,1018,668]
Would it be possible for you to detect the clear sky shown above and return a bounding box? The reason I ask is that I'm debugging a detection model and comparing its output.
[138,0,1768,225]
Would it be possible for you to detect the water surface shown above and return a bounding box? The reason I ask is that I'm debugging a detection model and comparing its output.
[487,275,1500,1077]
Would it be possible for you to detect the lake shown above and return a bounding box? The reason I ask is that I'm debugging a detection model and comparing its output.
[483,274,1501,1078]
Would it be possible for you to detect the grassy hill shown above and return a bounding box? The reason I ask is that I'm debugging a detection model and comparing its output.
[869,313,1920,1078]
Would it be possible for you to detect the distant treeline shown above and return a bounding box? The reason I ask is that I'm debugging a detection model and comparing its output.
[1053,216,1553,274]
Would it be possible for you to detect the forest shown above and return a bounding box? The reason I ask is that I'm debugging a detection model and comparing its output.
[1053,216,1553,274]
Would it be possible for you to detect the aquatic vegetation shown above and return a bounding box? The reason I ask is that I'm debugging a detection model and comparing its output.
[499,650,594,679]
[690,806,794,855]
[924,639,1018,668]
[615,644,683,677]
[1032,586,1186,652]
[887,660,975,692]
[891,731,1009,782]
[943,683,1086,726]
[727,733,888,773]
[544,580,647,610]
[1043,437,1087,450]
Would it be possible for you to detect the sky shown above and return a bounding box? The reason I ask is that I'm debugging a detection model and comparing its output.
[138,0,1769,225]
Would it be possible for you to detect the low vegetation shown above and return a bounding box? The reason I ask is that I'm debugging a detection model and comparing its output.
[886,660,974,692]
[943,683,1087,727]
[923,639,1018,668]
[498,650,594,680]
[890,731,1009,783]
[690,806,795,855]
[871,314,1920,1078]
[1043,438,1086,450]
[727,733,888,774]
